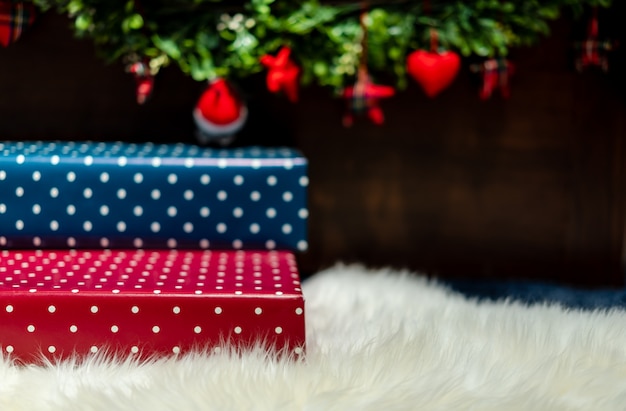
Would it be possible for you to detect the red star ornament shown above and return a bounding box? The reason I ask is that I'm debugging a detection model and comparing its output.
[342,68,395,127]
[260,47,300,102]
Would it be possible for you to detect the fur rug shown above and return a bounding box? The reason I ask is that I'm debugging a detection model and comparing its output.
[2,264,626,410]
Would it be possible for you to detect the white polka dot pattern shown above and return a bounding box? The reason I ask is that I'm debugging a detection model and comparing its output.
[0,249,305,363]
[0,141,308,251]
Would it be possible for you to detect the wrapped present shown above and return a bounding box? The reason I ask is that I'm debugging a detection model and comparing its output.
[0,249,305,363]
[0,141,308,251]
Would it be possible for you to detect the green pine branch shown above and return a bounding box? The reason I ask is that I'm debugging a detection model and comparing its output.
[31,0,614,92]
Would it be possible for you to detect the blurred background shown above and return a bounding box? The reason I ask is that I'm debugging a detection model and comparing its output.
[1,4,625,287]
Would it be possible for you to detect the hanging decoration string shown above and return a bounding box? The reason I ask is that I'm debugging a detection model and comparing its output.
[358,1,369,79]
[423,0,438,53]
[341,0,395,127]
[430,28,438,52]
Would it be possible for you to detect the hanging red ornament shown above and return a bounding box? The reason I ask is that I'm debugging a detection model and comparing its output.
[0,0,36,47]
[406,29,461,98]
[573,7,615,73]
[260,46,300,102]
[407,50,461,97]
[470,57,514,100]
[193,78,248,146]
[125,59,155,105]
[342,67,395,127]
[341,5,394,127]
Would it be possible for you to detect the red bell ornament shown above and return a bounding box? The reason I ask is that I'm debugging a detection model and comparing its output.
[193,78,248,146]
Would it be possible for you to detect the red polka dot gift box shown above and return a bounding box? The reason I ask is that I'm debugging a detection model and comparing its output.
[0,249,305,363]
[0,141,308,251]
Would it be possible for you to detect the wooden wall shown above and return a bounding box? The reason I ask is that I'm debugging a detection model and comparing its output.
[1,7,625,286]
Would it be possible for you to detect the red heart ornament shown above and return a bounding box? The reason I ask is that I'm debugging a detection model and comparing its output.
[406,50,461,98]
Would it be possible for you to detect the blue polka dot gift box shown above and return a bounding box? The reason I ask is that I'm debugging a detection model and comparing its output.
[0,141,308,251]
[0,249,305,363]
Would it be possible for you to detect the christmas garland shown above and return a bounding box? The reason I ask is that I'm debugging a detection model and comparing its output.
[31,0,612,93]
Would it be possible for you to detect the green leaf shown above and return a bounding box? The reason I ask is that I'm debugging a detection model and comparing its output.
[67,0,83,15]
[127,14,144,30]
[152,35,182,60]
[501,2,515,13]
[388,47,401,60]
[470,38,491,56]
[313,61,328,76]
[537,6,560,20]
[75,13,91,31]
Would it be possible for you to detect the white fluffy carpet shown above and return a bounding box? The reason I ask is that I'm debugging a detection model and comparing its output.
[2,264,626,410]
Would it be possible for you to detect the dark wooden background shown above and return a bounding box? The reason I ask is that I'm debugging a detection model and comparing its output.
[1,6,625,286]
